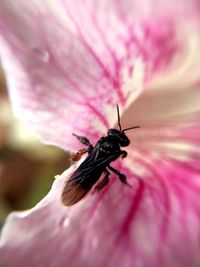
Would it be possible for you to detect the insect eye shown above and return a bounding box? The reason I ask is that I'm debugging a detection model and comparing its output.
[107,129,115,136]
[120,138,130,147]
[107,128,121,137]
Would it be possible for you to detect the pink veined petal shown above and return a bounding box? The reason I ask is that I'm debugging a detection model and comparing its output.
[0,156,200,267]
[0,0,199,150]
[118,84,200,170]
[0,1,200,267]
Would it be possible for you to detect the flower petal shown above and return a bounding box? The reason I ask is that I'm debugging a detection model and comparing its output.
[0,156,200,267]
[1,1,200,267]
[123,79,200,154]
[1,0,197,150]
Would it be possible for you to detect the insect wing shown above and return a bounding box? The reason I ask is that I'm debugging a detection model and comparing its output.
[62,152,99,206]
[62,142,116,206]
[62,169,92,206]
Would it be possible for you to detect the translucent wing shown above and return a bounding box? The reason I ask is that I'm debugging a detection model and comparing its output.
[62,151,104,206]
[62,139,118,206]
[62,169,93,206]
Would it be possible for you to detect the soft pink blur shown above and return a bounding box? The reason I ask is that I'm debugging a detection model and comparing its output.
[0,1,200,267]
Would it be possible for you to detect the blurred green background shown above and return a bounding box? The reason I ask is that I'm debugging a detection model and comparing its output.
[0,67,70,227]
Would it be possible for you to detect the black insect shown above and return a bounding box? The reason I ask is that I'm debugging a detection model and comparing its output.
[62,105,140,206]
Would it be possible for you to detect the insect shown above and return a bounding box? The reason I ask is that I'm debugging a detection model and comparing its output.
[62,105,140,206]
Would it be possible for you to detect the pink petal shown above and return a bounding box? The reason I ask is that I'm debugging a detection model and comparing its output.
[0,0,198,150]
[1,1,200,267]
[0,156,200,267]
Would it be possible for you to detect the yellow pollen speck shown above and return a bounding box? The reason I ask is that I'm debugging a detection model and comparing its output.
[54,174,61,179]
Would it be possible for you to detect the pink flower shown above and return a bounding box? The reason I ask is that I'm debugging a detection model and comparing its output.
[0,0,200,266]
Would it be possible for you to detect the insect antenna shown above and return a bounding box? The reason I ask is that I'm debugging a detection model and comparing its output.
[116,104,122,132]
[122,126,140,132]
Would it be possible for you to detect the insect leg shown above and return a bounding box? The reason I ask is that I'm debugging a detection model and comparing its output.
[108,165,131,187]
[94,169,110,192]
[72,133,93,153]
[121,150,127,159]
[70,148,88,162]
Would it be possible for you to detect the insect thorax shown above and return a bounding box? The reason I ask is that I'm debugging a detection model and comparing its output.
[99,137,120,155]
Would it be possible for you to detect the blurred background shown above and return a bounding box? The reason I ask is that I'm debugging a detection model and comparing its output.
[0,66,70,229]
